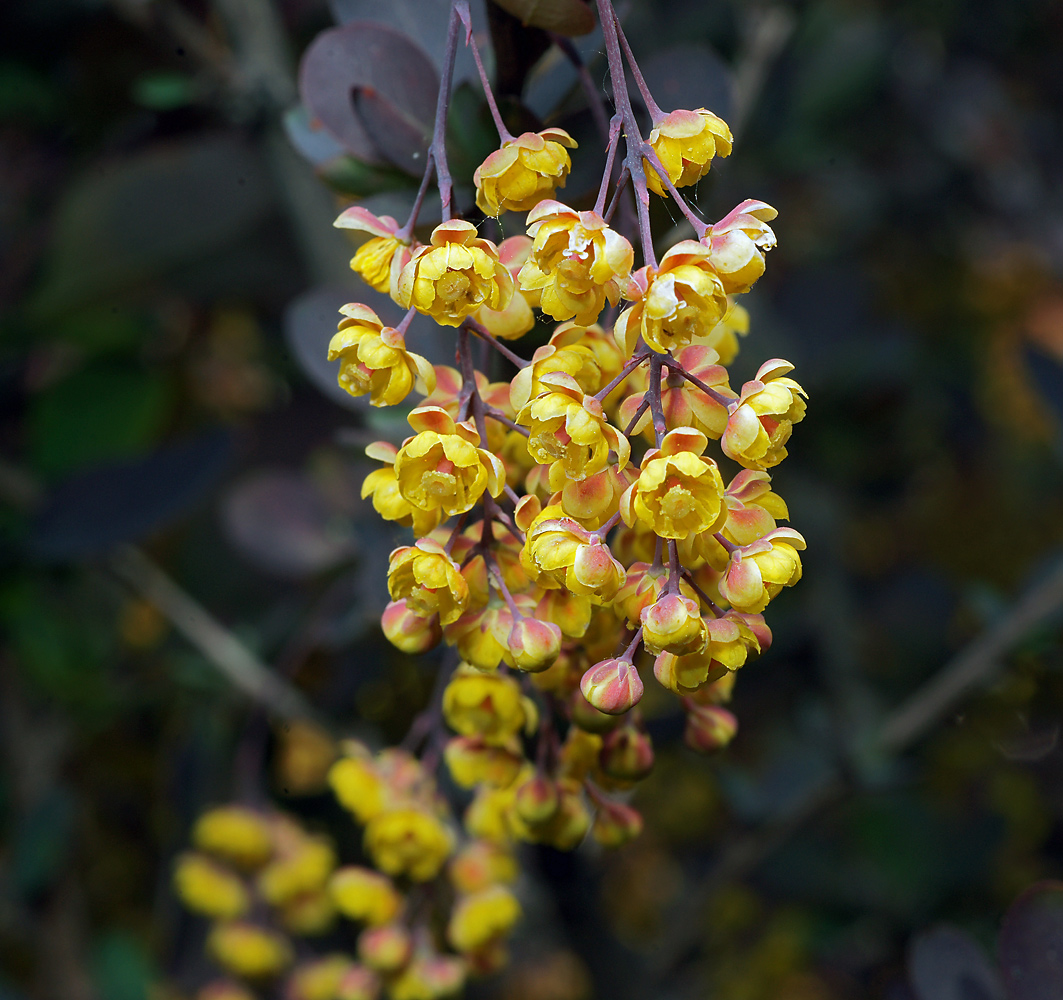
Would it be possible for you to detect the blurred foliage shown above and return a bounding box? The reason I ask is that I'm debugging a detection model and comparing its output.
[1,0,1063,998]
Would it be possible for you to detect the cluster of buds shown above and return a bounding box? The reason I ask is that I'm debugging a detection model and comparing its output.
[177,3,806,998]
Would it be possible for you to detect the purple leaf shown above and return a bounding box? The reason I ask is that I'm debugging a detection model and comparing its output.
[999,881,1063,1000]
[298,22,437,168]
[909,925,1004,1000]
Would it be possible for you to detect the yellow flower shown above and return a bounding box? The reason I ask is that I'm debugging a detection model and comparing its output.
[395,407,506,517]
[620,428,727,540]
[334,205,412,298]
[518,201,633,325]
[509,342,602,411]
[388,953,465,1000]
[387,538,469,626]
[474,128,578,215]
[397,220,513,327]
[328,304,436,408]
[653,612,768,695]
[444,736,524,789]
[448,840,518,894]
[364,807,453,882]
[361,441,442,537]
[475,236,537,340]
[643,108,732,196]
[702,200,778,295]
[718,527,806,613]
[549,321,625,398]
[257,836,335,907]
[721,360,807,470]
[515,372,630,487]
[442,665,531,744]
[207,922,293,979]
[696,468,790,570]
[381,599,443,654]
[287,955,353,1000]
[618,345,735,442]
[641,593,707,656]
[447,886,521,953]
[520,514,625,604]
[278,891,335,936]
[329,753,385,824]
[173,853,249,920]
[192,806,273,870]
[329,866,402,926]
[615,242,728,356]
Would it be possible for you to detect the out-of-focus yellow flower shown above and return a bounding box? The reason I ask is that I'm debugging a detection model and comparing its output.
[336,964,381,1000]
[520,513,625,604]
[476,236,537,340]
[702,200,777,295]
[287,955,354,1000]
[361,441,442,537]
[329,752,385,824]
[721,360,807,470]
[718,527,806,614]
[641,593,707,656]
[449,840,518,897]
[591,798,643,848]
[358,923,413,974]
[364,807,453,882]
[444,735,524,789]
[615,242,728,356]
[329,866,402,926]
[197,980,258,1000]
[442,665,531,744]
[207,922,293,979]
[698,298,749,365]
[447,886,522,953]
[192,806,273,870]
[515,372,630,487]
[619,345,735,442]
[278,890,335,936]
[387,538,469,626]
[509,342,602,411]
[328,304,436,408]
[334,205,412,298]
[388,953,465,1000]
[643,108,732,196]
[395,408,505,517]
[398,220,513,327]
[518,201,633,325]
[474,128,577,215]
[173,853,249,920]
[620,427,727,540]
[684,702,738,753]
[257,835,335,907]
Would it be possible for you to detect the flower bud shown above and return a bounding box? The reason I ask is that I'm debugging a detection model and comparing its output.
[684,703,738,753]
[591,799,644,848]
[599,725,654,782]
[447,885,522,953]
[380,600,441,654]
[444,736,524,790]
[579,658,644,715]
[286,955,353,1000]
[539,787,591,850]
[513,772,560,825]
[207,922,293,979]
[568,689,624,733]
[357,923,412,974]
[336,964,381,1000]
[507,616,562,672]
[641,594,707,656]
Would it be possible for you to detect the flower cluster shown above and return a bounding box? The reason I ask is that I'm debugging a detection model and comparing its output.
[177,5,804,997]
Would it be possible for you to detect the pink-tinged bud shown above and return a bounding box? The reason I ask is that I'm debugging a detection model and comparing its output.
[416,954,466,995]
[568,689,624,733]
[599,725,654,781]
[641,594,707,656]
[337,965,381,1000]
[507,617,562,672]
[357,924,412,974]
[513,772,560,825]
[731,611,772,656]
[579,658,644,715]
[684,703,738,753]
[380,600,441,654]
[592,799,644,848]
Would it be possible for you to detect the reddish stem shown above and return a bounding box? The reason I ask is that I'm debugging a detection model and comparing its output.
[458,3,514,143]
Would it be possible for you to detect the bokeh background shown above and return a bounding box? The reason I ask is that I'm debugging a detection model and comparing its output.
[2,0,1063,997]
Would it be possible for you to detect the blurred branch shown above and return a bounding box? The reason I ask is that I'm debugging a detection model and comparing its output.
[109,545,316,723]
[658,551,1063,974]
[730,6,795,140]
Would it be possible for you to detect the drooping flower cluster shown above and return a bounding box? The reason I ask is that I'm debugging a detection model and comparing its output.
[177,5,803,997]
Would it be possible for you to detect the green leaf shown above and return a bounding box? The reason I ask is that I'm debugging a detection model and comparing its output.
[316,155,418,197]
[90,933,152,1000]
[28,364,172,478]
[130,72,198,111]
[489,0,595,36]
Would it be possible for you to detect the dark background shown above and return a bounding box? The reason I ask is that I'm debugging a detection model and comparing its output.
[2,0,1063,997]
